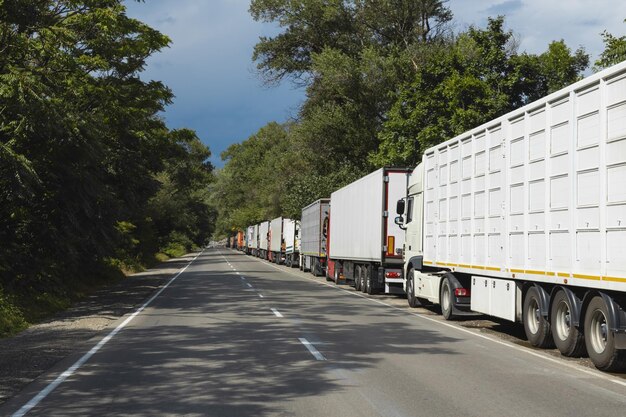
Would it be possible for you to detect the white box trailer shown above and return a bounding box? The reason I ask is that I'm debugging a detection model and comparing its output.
[269,217,294,264]
[300,199,330,276]
[283,219,300,267]
[246,225,255,255]
[398,60,626,371]
[269,217,283,263]
[258,221,269,259]
[329,168,410,294]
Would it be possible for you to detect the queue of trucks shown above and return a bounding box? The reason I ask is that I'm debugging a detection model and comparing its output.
[228,60,626,371]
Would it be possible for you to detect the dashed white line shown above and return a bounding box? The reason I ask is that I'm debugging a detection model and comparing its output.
[271,308,283,318]
[299,338,326,361]
[258,256,626,389]
[246,283,253,288]
[259,294,264,298]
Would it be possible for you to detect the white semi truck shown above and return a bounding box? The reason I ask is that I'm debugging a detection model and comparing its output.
[300,199,330,276]
[269,217,295,264]
[395,60,626,370]
[329,168,410,294]
[257,221,270,259]
[283,219,301,267]
[246,225,255,255]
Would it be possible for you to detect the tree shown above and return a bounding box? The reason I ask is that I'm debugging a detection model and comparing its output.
[594,19,626,71]
[0,1,215,329]
[211,122,306,235]
[373,17,589,167]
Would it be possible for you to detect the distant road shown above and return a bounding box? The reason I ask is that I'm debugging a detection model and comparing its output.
[2,248,626,416]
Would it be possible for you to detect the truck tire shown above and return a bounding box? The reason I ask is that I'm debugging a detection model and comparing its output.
[354,265,362,291]
[365,266,376,295]
[313,259,321,277]
[551,290,586,357]
[440,277,455,320]
[407,269,418,308]
[523,287,554,348]
[362,266,369,293]
[360,267,366,292]
[584,296,626,371]
[334,268,341,285]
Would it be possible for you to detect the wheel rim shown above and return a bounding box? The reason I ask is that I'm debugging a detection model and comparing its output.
[442,284,450,312]
[526,297,540,335]
[555,300,571,341]
[589,308,608,354]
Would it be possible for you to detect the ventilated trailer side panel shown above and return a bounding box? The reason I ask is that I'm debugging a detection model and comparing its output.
[301,199,330,257]
[423,61,626,292]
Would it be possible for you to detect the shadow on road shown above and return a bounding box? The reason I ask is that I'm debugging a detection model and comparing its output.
[26,249,463,416]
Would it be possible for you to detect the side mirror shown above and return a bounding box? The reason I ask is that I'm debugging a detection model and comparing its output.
[396,199,405,215]
[394,215,406,230]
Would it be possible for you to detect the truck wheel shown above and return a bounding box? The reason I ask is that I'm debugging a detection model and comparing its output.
[334,268,341,285]
[440,277,455,320]
[365,266,376,295]
[551,290,586,357]
[523,287,554,348]
[584,296,626,371]
[361,266,368,293]
[354,266,361,291]
[407,269,418,308]
[320,264,337,281]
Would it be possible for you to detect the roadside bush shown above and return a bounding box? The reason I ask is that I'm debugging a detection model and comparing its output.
[0,288,27,338]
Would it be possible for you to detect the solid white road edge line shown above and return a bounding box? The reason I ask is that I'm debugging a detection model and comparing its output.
[11,251,204,417]
[258,257,626,389]
[299,338,326,361]
[271,308,283,318]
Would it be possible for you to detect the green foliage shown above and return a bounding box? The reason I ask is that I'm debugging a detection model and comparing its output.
[212,122,305,235]
[373,17,589,166]
[595,19,626,71]
[211,6,596,236]
[0,288,27,337]
[0,1,215,332]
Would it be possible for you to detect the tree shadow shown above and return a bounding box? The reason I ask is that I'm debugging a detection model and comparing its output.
[19,250,464,416]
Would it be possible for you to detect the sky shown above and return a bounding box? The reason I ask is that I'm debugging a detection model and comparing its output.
[125,0,626,167]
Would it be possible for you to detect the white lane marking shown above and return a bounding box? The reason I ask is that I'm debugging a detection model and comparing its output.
[299,338,326,361]
[271,308,283,318]
[259,294,264,298]
[246,283,253,288]
[12,251,204,417]
[240,276,245,280]
[236,271,241,275]
[258,258,626,389]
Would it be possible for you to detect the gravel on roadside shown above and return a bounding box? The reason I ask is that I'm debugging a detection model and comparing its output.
[0,252,197,405]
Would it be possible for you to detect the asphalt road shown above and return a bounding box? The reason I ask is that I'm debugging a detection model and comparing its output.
[2,248,626,417]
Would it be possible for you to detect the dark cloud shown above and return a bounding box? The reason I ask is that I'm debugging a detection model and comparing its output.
[157,16,176,25]
[484,0,523,16]
[124,0,305,167]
